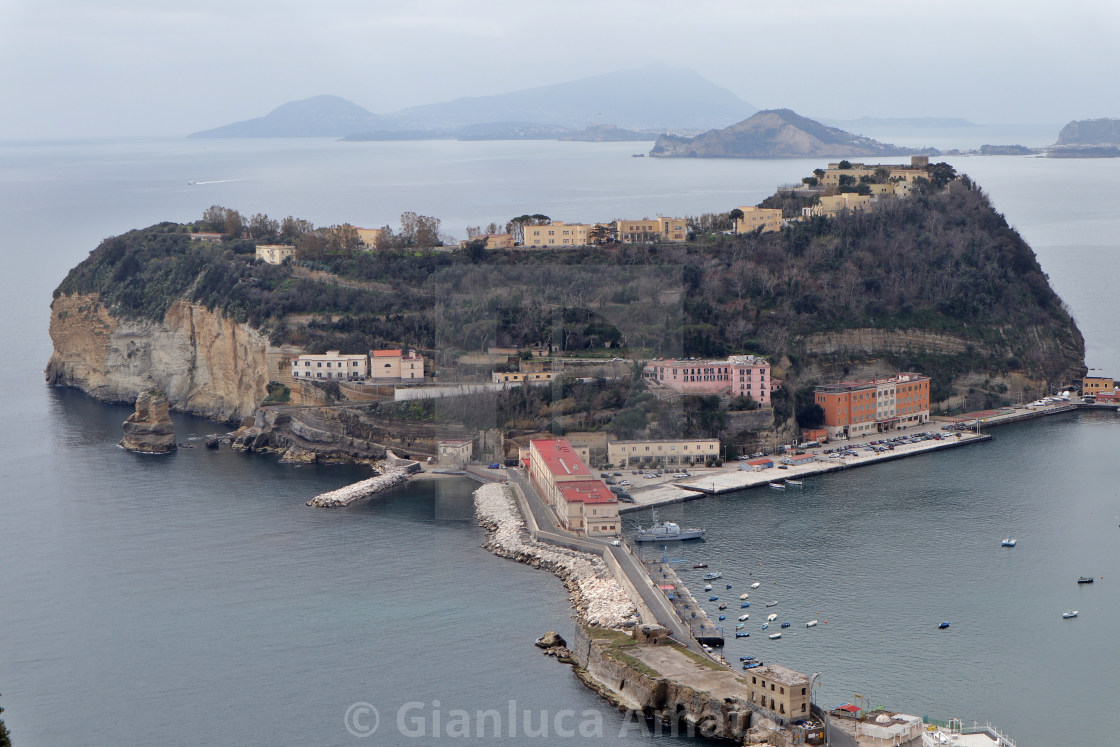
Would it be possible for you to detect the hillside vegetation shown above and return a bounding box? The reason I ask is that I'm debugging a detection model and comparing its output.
[53,175,1084,413]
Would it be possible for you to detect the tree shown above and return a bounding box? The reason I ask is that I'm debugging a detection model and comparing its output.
[728,207,744,230]
[465,225,482,239]
[813,168,825,179]
[838,174,856,187]
[248,213,279,241]
[926,161,958,189]
[589,224,612,244]
[200,205,244,236]
[837,160,852,170]
[801,177,819,187]
[0,692,10,747]
[796,402,825,428]
[279,215,314,243]
[463,237,487,262]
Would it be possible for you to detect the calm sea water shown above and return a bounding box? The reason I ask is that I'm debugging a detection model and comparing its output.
[0,137,1118,746]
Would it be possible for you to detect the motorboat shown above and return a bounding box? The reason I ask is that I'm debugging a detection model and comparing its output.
[735,622,745,629]
[741,602,750,608]
[938,622,951,629]
[736,632,750,638]
[703,571,722,580]
[704,584,712,591]
[739,593,749,600]
[761,623,769,630]
[1001,537,1016,547]
[769,482,786,490]
[718,603,727,610]
[739,656,755,662]
[786,479,803,486]
[709,596,718,601]
[767,613,778,622]
[768,633,782,640]
[726,583,732,589]
[738,614,749,622]
[635,513,706,543]
[806,620,818,628]
[743,660,763,669]
[1062,609,1079,619]
[693,563,708,569]
[750,582,761,589]
[765,601,778,608]
[718,615,726,621]
[1078,576,1094,584]
[780,621,791,629]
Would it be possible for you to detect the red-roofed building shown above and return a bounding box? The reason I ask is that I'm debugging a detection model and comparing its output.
[745,457,773,471]
[528,439,619,536]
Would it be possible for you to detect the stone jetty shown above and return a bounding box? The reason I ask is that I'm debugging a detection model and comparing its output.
[474,482,638,629]
[306,463,408,507]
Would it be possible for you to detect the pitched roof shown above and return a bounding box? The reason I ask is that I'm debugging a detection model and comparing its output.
[559,480,617,505]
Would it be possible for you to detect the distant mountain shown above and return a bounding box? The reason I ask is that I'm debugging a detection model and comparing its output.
[1055,118,1120,146]
[649,109,936,158]
[188,95,391,138]
[380,66,755,132]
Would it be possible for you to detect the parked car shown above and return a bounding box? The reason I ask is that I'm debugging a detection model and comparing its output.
[488,463,501,469]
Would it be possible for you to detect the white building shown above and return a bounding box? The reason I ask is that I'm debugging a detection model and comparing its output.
[290,351,369,381]
[255,244,295,264]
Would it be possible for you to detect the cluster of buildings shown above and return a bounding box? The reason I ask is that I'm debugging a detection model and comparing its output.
[1082,374,1118,402]
[525,438,620,537]
[814,372,931,438]
[289,349,425,383]
[642,355,775,407]
[801,156,931,218]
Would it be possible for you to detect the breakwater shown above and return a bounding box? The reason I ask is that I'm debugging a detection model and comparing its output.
[306,464,408,507]
[474,482,638,628]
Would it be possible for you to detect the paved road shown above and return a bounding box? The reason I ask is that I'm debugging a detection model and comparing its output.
[507,468,702,653]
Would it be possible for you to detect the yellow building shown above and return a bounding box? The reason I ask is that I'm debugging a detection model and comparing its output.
[528,439,619,537]
[615,217,687,243]
[355,227,384,249]
[819,156,930,189]
[522,221,591,248]
[255,244,295,264]
[743,663,811,721]
[608,439,720,468]
[370,349,424,383]
[1082,376,1114,399]
[493,371,555,384]
[459,233,514,250]
[804,193,873,217]
[734,207,783,234]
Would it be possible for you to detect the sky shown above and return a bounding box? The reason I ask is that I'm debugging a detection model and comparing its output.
[1,0,1118,140]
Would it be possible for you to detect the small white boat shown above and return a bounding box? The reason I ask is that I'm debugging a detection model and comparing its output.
[1001,537,1016,547]
[735,622,745,629]
[769,482,786,490]
[750,582,761,589]
[765,600,778,608]
[738,614,749,621]
[768,632,782,639]
[739,593,749,600]
[767,613,778,622]
[786,479,803,486]
[704,584,713,591]
[1062,609,1078,619]
[806,620,818,628]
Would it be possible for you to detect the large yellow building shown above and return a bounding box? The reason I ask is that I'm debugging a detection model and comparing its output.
[355,227,384,249]
[805,193,873,217]
[819,156,930,188]
[615,217,687,243]
[608,439,720,468]
[1082,376,1114,399]
[522,221,592,247]
[734,207,783,234]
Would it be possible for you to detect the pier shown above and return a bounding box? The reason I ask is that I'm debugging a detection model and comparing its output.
[646,557,725,647]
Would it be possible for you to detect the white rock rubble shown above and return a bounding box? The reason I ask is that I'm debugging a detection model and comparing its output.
[474,482,639,629]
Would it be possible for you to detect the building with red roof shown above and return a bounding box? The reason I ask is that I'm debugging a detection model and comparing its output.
[528,438,619,536]
[368,348,424,383]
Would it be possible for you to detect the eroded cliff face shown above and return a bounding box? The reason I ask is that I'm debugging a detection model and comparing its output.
[46,293,271,422]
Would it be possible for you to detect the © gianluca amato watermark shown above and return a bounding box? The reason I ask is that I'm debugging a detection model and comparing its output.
[344,699,725,739]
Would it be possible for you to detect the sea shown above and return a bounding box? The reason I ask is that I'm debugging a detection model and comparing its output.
[0,134,1118,746]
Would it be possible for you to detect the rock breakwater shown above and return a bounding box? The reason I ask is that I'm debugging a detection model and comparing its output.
[474,483,638,628]
[306,463,408,507]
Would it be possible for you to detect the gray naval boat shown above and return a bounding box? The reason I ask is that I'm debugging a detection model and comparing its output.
[634,512,706,542]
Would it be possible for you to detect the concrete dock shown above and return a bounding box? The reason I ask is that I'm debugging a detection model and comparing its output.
[646,558,725,647]
[619,430,992,513]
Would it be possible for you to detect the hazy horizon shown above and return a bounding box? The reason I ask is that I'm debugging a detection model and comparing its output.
[1,0,1117,140]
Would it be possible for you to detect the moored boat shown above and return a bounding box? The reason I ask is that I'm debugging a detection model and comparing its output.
[780,621,791,628]
[769,482,786,490]
[750,582,760,589]
[704,584,712,591]
[768,632,782,639]
[719,614,726,620]
[709,596,718,601]
[1001,537,1016,547]
[736,631,750,638]
[806,620,818,628]
[767,613,778,622]
[739,593,749,600]
[693,563,708,569]
[1062,609,1078,618]
[765,600,778,607]
[718,603,727,610]
[938,622,950,629]
[741,602,750,608]
[735,622,745,629]
[786,479,803,486]
[635,513,706,543]
[703,571,722,580]
[738,614,749,621]
[1078,576,1094,584]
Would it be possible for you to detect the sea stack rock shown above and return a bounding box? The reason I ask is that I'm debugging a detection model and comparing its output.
[119,390,177,454]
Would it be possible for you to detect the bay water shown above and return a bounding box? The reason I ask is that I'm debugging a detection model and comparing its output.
[0,137,1117,746]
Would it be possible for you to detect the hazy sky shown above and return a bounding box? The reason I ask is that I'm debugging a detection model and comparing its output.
[2,0,1117,140]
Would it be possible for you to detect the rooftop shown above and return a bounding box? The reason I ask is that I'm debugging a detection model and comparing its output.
[754,661,809,687]
[559,480,617,505]
[530,438,592,479]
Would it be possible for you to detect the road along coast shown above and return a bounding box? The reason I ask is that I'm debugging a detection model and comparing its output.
[474,482,639,628]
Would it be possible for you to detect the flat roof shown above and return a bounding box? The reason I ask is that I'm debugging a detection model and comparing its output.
[755,661,809,686]
[559,480,617,505]
[611,439,719,446]
[530,439,592,479]
[372,349,403,357]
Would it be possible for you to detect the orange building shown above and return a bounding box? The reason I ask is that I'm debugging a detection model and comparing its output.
[1082,376,1114,399]
[815,372,930,438]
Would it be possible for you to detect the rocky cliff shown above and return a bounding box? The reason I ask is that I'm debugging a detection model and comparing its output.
[46,293,272,423]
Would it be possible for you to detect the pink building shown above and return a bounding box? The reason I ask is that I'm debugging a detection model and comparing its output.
[643,355,772,406]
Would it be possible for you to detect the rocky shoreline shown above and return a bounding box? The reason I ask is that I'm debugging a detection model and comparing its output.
[473,482,638,628]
